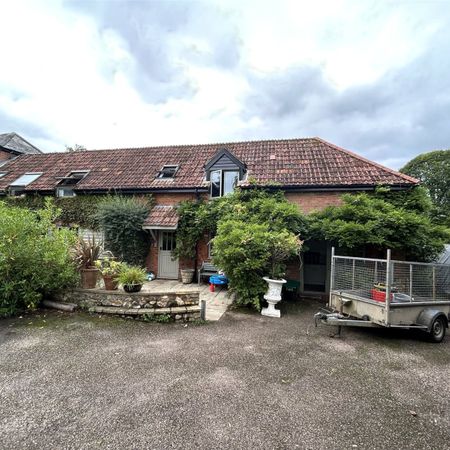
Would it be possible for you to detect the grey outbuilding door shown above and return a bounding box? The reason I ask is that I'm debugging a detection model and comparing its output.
[158,231,179,279]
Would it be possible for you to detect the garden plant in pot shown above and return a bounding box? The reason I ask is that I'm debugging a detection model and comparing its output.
[95,254,121,290]
[117,264,147,293]
[75,237,102,289]
[262,232,302,318]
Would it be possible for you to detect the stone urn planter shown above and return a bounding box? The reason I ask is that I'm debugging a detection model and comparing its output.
[261,277,286,318]
[80,268,99,289]
[181,269,195,284]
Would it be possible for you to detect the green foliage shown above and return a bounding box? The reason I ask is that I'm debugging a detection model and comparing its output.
[309,191,450,261]
[401,150,450,225]
[213,220,301,309]
[0,200,79,317]
[176,189,305,309]
[4,195,104,229]
[142,313,172,323]
[95,256,121,277]
[116,264,147,286]
[95,196,152,265]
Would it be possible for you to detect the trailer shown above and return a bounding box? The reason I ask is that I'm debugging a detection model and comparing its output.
[315,248,450,343]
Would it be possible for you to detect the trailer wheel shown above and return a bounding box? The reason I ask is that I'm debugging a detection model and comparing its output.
[429,316,446,343]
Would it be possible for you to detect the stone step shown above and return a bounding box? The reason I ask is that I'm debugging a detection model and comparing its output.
[89,305,201,316]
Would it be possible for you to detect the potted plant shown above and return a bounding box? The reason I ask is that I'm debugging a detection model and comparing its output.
[117,265,147,293]
[262,232,302,318]
[180,268,195,284]
[74,237,102,289]
[95,255,121,290]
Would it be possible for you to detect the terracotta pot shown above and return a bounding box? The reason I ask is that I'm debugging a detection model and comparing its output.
[123,284,143,293]
[181,269,194,284]
[103,275,119,291]
[80,268,99,289]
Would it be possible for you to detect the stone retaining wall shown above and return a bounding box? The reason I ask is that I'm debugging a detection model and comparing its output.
[54,289,202,321]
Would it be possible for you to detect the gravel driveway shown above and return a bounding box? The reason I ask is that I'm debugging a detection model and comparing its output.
[1,300,449,449]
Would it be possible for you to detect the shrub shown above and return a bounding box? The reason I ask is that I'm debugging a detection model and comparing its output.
[117,264,147,286]
[213,219,301,310]
[95,196,152,265]
[0,200,79,317]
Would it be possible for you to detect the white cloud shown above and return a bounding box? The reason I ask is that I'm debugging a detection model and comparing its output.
[0,0,449,167]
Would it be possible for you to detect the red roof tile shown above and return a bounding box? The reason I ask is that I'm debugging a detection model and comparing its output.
[143,205,178,228]
[0,137,417,193]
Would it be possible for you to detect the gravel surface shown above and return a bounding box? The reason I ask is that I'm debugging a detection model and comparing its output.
[0,300,449,450]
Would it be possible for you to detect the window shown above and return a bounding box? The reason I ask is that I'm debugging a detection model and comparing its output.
[157,165,178,179]
[56,187,76,198]
[210,170,239,198]
[0,172,6,179]
[10,172,43,187]
[55,171,88,197]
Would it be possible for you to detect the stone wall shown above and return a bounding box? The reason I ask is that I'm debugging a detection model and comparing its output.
[54,289,202,321]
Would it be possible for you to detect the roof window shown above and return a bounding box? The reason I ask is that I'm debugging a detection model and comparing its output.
[0,172,6,179]
[10,172,43,186]
[157,165,178,179]
[57,170,89,186]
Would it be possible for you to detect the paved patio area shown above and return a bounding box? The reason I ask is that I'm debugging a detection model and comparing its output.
[141,279,234,321]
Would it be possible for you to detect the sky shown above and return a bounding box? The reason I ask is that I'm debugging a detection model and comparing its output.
[0,0,449,169]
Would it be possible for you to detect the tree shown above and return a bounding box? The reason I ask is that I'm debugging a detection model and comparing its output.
[309,189,450,261]
[0,200,78,316]
[95,196,152,265]
[401,150,450,225]
[65,144,87,152]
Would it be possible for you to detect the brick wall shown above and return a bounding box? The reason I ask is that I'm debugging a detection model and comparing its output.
[0,149,12,161]
[285,191,344,213]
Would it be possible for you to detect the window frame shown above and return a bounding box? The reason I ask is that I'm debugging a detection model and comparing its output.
[209,169,240,198]
[9,172,43,187]
[56,187,77,198]
[157,165,179,179]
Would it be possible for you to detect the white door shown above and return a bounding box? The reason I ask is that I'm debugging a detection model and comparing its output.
[158,231,179,279]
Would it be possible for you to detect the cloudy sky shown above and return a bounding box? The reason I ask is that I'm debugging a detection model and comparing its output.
[1,0,449,168]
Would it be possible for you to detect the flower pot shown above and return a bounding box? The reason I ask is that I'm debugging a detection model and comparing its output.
[261,277,286,318]
[80,267,99,289]
[180,269,194,284]
[123,284,143,293]
[103,275,119,291]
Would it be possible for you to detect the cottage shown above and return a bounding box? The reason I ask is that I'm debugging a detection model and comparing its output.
[0,132,42,164]
[0,137,417,295]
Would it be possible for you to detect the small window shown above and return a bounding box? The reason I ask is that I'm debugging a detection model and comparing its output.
[157,165,178,179]
[56,187,76,198]
[210,170,221,198]
[0,172,6,179]
[10,172,43,187]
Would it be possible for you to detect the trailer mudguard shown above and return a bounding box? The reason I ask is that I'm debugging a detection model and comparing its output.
[416,309,449,331]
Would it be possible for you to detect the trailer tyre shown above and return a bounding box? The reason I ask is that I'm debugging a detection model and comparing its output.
[429,316,446,343]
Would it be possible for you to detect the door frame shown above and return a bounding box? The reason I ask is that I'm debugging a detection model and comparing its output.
[157,230,179,279]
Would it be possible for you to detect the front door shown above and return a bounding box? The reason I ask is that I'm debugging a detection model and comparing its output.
[158,231,179,279]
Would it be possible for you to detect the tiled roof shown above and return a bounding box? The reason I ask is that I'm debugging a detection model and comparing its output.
[0,132,42,154]
[143,205,179,228]
[0,137,417,193]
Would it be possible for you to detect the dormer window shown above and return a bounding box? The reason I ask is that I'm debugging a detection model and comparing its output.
[205,148,246,198]
[157,165,178,179]
[56,170,89,197]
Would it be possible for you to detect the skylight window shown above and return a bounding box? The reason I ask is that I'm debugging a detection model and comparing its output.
[10,172,43,186]
[0,172,6,179]
[157,165,178,179]
[58,171,89,186]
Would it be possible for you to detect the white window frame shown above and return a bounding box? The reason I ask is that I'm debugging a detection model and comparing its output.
[10,172,43,187]
[157,165,179,179]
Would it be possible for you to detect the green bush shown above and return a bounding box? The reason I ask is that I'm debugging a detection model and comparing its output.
[95,196,152,265]
[0,200,79,317]
[213,219,301,310]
